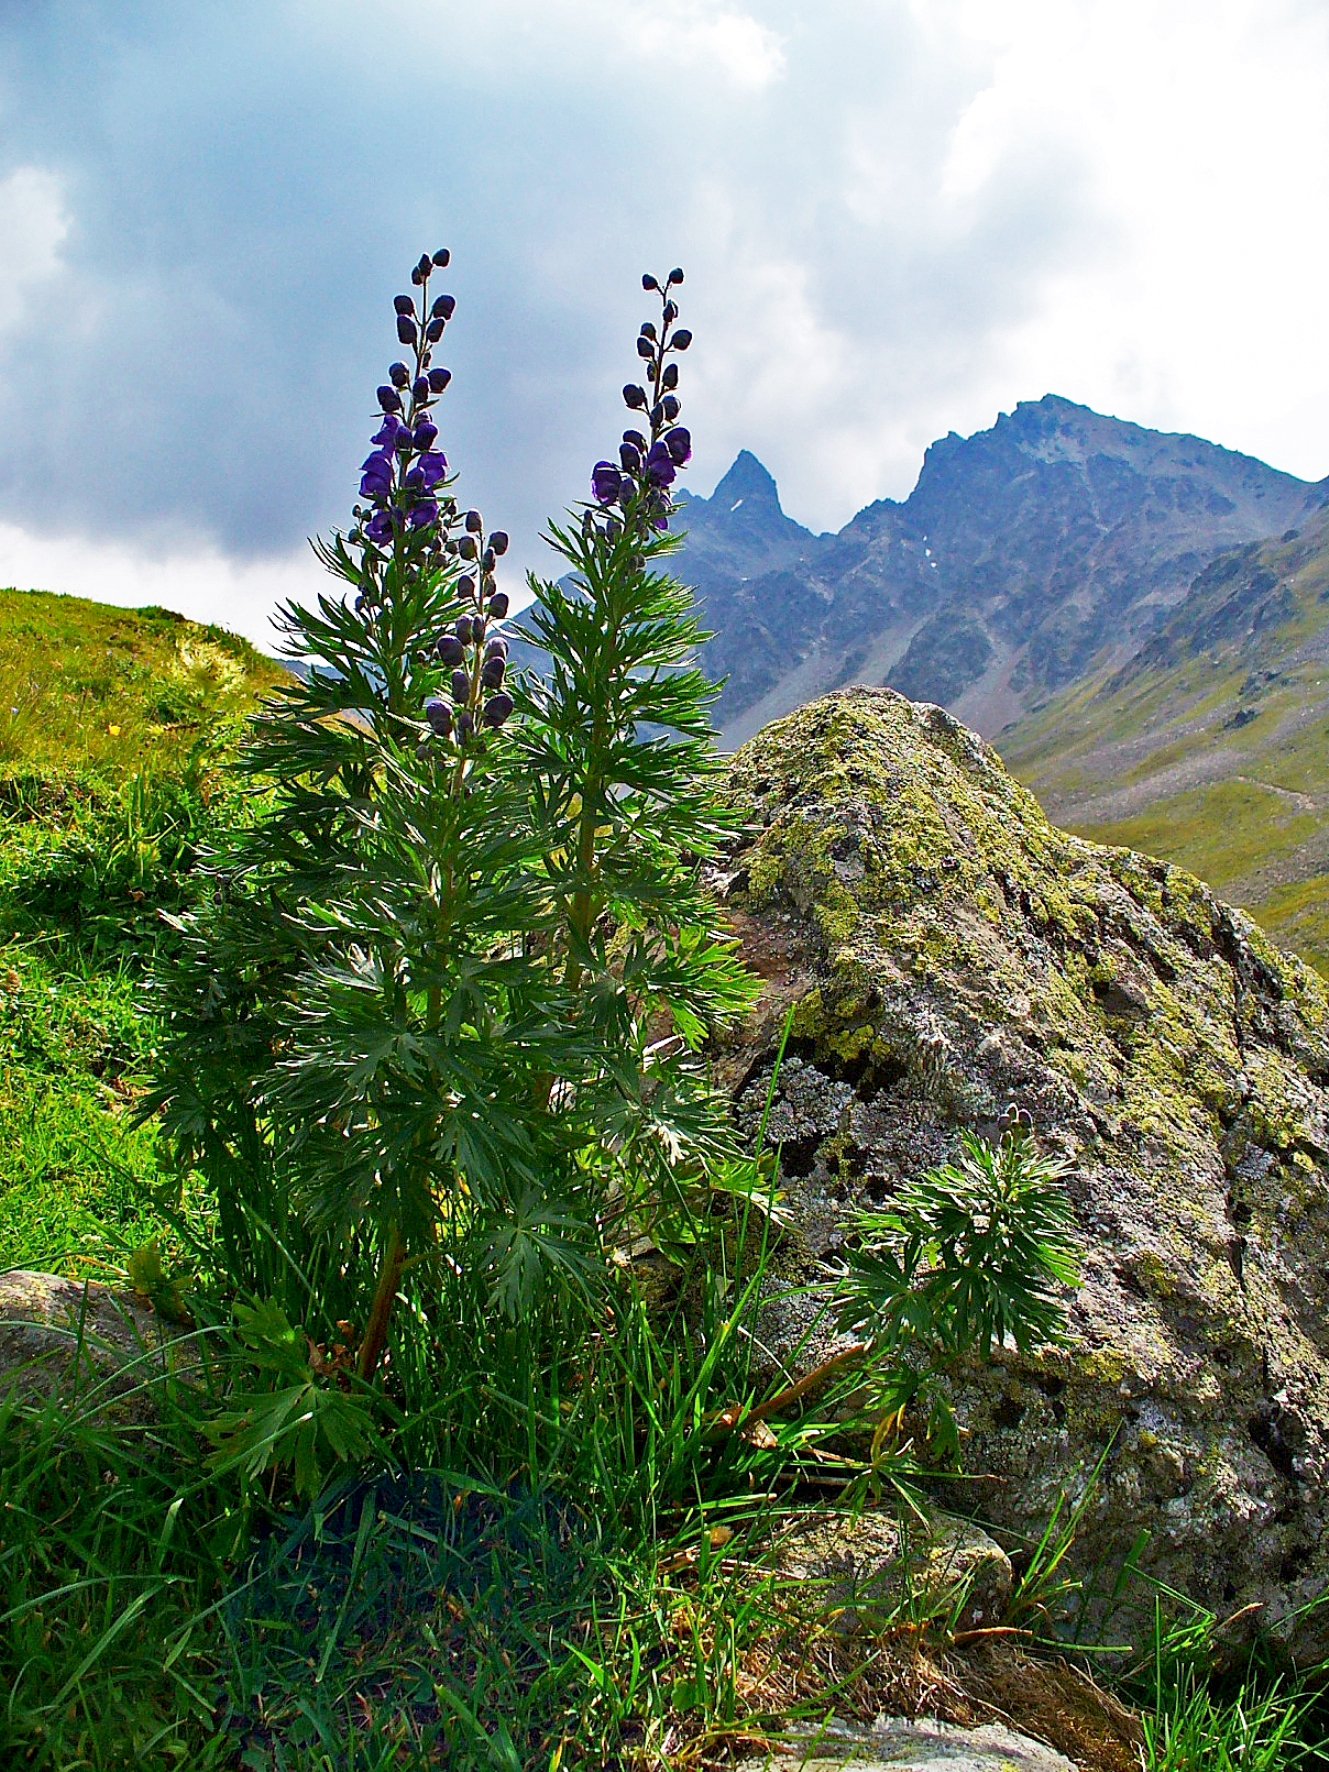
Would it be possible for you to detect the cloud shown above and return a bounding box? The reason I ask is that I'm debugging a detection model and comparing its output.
[0,0,1324,637]
[0,166,68,333]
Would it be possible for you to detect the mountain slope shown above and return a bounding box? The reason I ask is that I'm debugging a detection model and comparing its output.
[1000,498,1329,970]
[676,397,1319,747]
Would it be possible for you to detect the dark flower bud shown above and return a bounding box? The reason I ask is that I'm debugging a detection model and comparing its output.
[640,321,657,341]
[465,509,483,534]
[428,367,452,393]
[411,265,425,286]
[472,615,486,643]
[650,402,664,428]
[394,295,416,316]
[481,691,513,728]
[417,252,433,279]
[414,420,439,451]
[389,362,411,388]
[591,461,623,504]
[413,375,430,401]
[353,591,366,610]
[397,315,418,347]
[458,574,476,598]
[432,248,450,267]
[642,272,660,291]
[481,655,505,689]
[662,394,680,421]
[672,329,693,351]
[435,294,456,321]
[481,547,496,572]
[661,362,679,390]
[451,668,470,702]
[663,300,678,324]
[667,267,684,286]
[485,635,509,660]
[488,590,510,619]
[490,531,509,555]
[620,441,642,473]
[623,384,647,410]
[426,317,445,342]
[424,698,453,737]
[622,429,647,451]
[395,428,414,453]
[455,614,474,643]
[645,440,677,487]
[636,336,654,360]
[665,425,691,465]
[436,634,464,665]
[455,708,474,740]
[457,535,478,560]
[377,385,403,413]
[405,466,425,491]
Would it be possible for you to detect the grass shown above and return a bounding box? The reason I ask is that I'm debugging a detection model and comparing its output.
[0,589,1326,1768]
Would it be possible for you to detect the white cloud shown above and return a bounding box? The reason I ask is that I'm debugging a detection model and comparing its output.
[0,167,68,334]
[621,5,787,89]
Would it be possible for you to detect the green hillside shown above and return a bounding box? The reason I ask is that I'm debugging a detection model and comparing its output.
[1001,500,1329,973]
[0,588,283,1280]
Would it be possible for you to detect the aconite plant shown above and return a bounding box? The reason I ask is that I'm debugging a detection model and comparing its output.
[145,254,754,1491]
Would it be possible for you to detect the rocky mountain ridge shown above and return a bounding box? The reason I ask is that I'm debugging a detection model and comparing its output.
[675,397,1324,748]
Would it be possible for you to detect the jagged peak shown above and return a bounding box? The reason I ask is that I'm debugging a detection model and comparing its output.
[707,450,783,512]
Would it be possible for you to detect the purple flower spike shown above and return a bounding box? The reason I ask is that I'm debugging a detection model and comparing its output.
[645,441,676,487]
[664,426,692,466]
[377,386,403,414]
[592,461,623,504]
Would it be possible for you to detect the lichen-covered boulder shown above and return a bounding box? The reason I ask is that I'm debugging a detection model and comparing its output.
[716,688,1329,1654]
[738,1716,1078,1771]
[0,1268,179,1414]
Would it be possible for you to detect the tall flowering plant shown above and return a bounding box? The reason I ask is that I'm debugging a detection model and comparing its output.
[147,254,753,1430]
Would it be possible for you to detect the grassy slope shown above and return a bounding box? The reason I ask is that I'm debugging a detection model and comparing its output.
[1001,505,1329,973]
[0,587,284,1280]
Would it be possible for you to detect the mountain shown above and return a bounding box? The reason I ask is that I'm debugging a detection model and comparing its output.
[1001,497,1329,971]
[675,396,1321,749]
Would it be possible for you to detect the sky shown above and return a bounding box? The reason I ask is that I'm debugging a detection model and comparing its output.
[0,0,1327,648]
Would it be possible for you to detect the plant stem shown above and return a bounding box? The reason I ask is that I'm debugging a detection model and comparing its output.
[357,1222,405,1382]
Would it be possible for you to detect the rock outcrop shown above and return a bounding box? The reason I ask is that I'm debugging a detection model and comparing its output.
[0,1268,178,1412]
[716,688,1329,1654]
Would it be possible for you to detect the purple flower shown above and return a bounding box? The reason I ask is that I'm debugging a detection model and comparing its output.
[371,416,401,446]
[664,426,692,466]
[481,655,505,689]
[419,451,447,491]
[485,636,509,660]
[436,634,465,665]
[661,395,680,422]
[413,375,431,401]
[377,386,403,413]
[428,368,452,393]
[404,467,425,492]
[365,510,395,544]
[645,441,676,488]
[451,668,469,702]
[622,429,647,451]
[360,450,394,501]
[407,501,438,531]
[413,420,438,452]
[389,362,410,389]
[488,590,510,619]
[619,441,642,474]
[424,697,453,737]
[481,692,514,728]
[592,461,623,504]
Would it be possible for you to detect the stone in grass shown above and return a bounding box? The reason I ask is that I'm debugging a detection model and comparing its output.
[771,1509,1012,1636]
[716,687,1329,1659]
[0,1268,183,1418]
[737,1714,1077,1770]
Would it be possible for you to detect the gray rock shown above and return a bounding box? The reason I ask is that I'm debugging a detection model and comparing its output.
[0,1268,179,1413]
[737,1715,1077,1770]
[772,1510,1012,1635]
[719,688,1329,1657]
